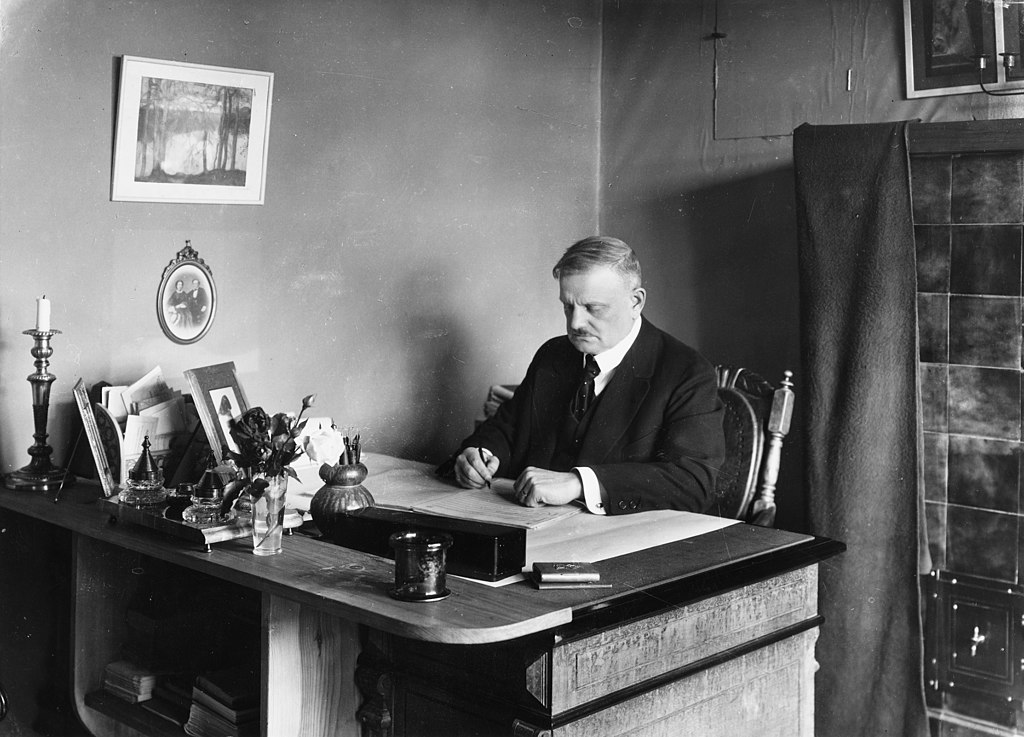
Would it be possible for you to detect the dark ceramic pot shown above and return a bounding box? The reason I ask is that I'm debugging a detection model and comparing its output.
[309,462,374,538]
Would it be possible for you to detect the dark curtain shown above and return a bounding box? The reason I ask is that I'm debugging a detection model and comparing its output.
[794,122,928,737]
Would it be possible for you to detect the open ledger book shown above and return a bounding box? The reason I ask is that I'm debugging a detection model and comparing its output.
[360,467,583,530]
[411,479,582,530]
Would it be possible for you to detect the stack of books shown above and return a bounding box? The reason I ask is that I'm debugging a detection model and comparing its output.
[140,674,192,728]
[102,660,157,703]
[183,666,259,737]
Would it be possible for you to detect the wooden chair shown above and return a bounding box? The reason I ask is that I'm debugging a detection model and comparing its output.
[712,366,795,527]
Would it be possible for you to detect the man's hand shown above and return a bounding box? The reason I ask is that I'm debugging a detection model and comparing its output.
[513,467,583,507]
[454,447,499,489]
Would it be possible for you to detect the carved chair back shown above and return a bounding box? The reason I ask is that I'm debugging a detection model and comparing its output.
[711,366,795,527]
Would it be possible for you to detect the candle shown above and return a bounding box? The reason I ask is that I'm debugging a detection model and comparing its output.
[36,295,50,331]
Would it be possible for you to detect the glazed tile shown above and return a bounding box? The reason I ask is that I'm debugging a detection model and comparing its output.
[946,505,1017,580]
[947,366,1020,441]
[951,152,1024,224]
[947,435,1020,513]
[915,225,951,293]
[947,295,1020,368]
[924,501,946,571]
[911,155,952,225]
[923,431,948,503]
[918,294,948,364]
[949,225,1022,296]
[921,363,948,432]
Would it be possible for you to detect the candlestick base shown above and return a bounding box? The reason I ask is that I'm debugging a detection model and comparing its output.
[4,464,74,493]
[6,327,74,493]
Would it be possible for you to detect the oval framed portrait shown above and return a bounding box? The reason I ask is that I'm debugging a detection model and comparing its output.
[157,241,217,345]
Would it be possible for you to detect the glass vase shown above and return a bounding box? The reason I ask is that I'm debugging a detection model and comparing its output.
[252,474,288,556]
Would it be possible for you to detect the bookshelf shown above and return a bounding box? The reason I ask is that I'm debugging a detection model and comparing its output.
[73,538,260,737]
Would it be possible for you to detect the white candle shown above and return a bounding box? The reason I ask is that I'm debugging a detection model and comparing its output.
[36,295,50,331]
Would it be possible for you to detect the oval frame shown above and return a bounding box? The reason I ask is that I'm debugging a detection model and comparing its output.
[157,241,217,345]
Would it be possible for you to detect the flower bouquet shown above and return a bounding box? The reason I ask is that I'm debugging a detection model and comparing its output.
[221,393,315,555]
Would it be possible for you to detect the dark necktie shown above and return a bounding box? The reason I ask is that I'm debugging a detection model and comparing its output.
[571,354,601,420]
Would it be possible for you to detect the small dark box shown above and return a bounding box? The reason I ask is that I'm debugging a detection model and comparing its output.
[327,507,526,582]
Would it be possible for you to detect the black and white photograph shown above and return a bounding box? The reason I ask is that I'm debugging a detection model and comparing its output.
[2,3,1024,737]
[156,241,216,344]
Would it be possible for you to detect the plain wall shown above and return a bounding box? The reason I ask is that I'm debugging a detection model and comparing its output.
[598,0,1024,532]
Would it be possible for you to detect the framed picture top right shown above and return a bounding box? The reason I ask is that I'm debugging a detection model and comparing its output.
[904,0,1024,98]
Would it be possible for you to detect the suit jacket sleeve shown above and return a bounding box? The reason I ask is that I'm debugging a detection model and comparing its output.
[588,354,724,515]
[457,341,553,474]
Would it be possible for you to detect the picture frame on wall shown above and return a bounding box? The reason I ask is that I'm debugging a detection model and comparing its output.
[903,0,1024,98]
[157,241,216,345]
[111,55,274,204]
[184,362,249,463]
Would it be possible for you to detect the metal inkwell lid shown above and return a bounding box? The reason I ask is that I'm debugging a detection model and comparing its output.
[117,436,169,508]
[192,462,225,501]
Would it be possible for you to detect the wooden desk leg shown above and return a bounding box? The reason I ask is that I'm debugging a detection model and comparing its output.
[263,593,361,737]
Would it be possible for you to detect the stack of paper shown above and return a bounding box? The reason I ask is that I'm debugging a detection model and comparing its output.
[74,366,200,495]
[102,660,158,704]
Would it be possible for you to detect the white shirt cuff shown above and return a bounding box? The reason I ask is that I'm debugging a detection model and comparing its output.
[575,466,607,515]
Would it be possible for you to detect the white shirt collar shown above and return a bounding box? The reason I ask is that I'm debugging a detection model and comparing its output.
[589,316,642,395]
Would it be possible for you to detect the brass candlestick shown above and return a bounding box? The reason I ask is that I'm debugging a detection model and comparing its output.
[4,329,75,492]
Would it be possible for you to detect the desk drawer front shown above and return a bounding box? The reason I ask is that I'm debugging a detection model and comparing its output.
[550,566,817,712]
[553,627,818,737]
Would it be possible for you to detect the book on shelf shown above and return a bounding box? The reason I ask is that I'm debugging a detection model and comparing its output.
[102,659,158,703]
[154,675,194,710]
[183,701,257,737]
[191,685,259,723]
[140,695,189,728]
[194,665,259,709]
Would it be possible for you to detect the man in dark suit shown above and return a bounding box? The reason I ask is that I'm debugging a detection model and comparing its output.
[452,236,725,515]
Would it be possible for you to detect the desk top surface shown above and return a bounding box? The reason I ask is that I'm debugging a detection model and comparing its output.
[0,471,842,645]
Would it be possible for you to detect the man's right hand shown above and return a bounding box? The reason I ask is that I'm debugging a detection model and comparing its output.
[454,447,499,489]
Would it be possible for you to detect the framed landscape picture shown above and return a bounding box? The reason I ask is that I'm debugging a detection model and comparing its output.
[112,56,274,204]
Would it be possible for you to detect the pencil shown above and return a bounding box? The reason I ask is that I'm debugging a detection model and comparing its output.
[477,447,491,488]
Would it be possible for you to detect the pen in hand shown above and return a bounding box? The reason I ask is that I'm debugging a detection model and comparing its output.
[477,447,491,488]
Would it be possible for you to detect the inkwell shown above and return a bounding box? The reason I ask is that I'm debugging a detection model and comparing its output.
[117,436,168,509]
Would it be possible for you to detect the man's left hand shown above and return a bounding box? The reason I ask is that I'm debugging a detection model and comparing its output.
[513,467,583,507]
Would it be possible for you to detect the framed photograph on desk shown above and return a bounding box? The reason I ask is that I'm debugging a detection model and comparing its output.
[184,362,249,462]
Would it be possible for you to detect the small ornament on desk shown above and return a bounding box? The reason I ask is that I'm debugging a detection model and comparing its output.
[118,436,168,508]
[306,425,374,538]
[182,460,232,526]
[3,304,75,493]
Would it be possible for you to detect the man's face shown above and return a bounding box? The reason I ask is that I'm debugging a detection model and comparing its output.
[559,265,645,354]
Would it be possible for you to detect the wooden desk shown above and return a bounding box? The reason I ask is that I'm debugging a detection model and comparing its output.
[0,478,841,737]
